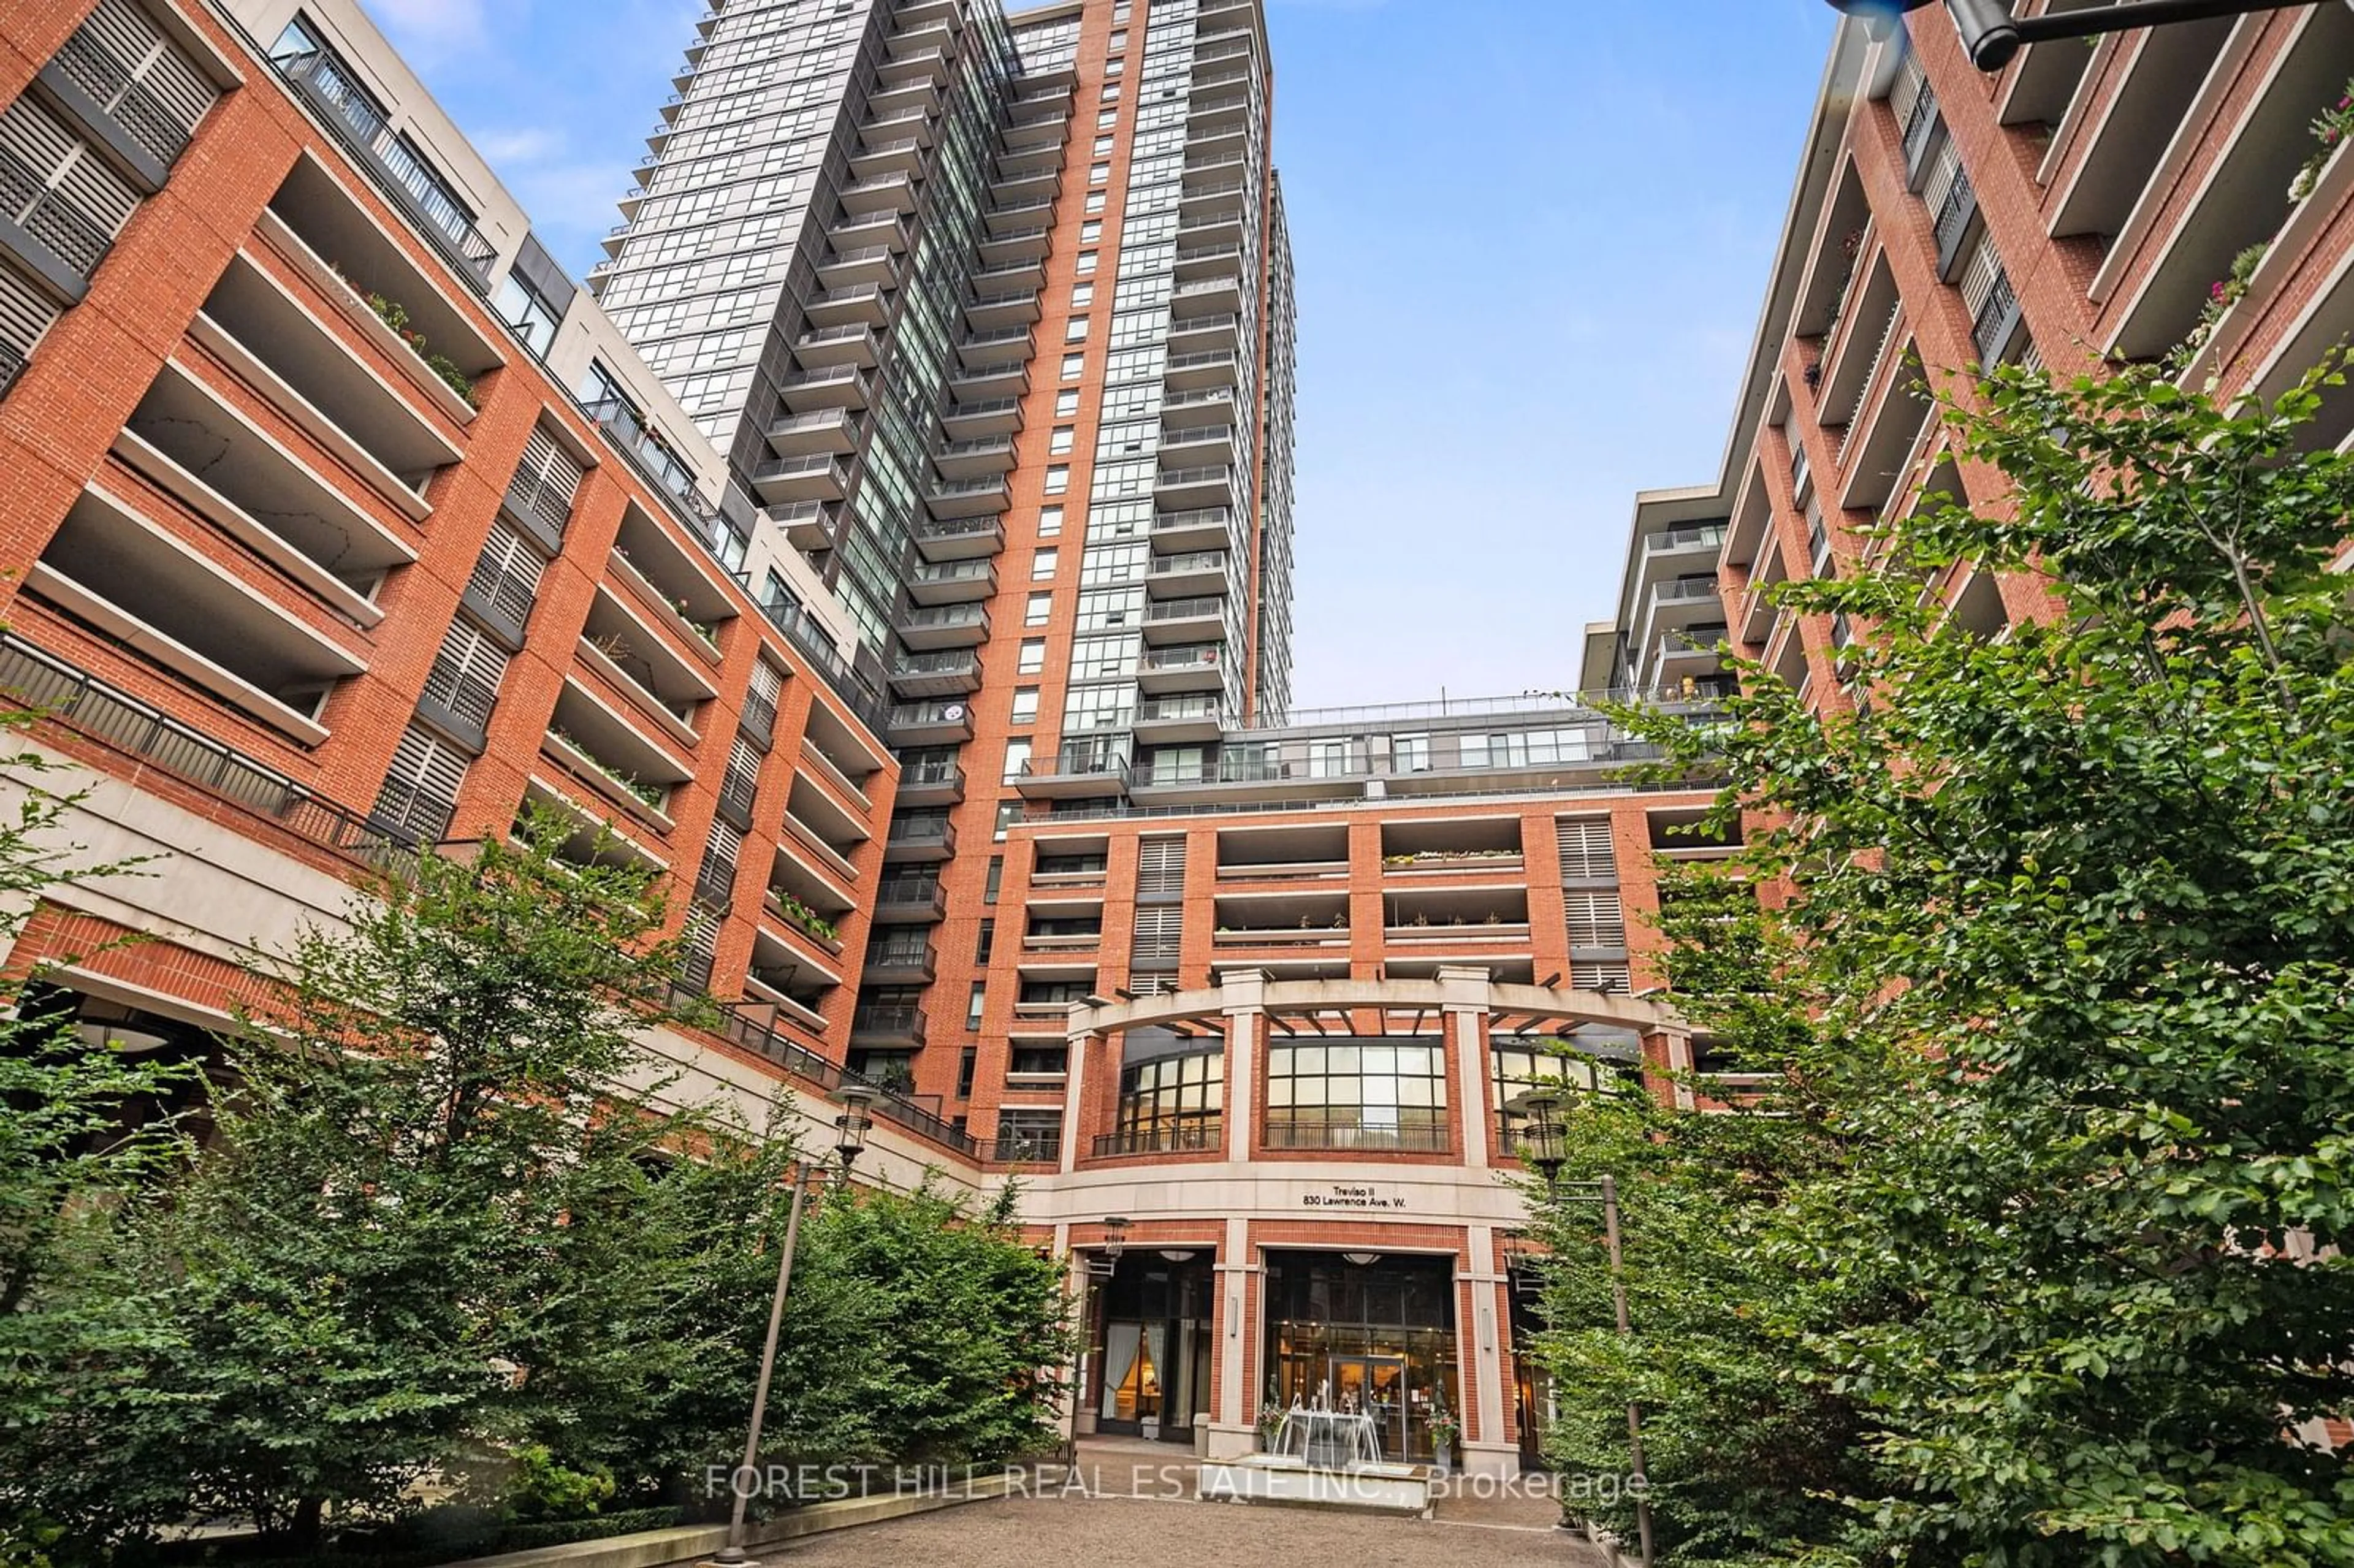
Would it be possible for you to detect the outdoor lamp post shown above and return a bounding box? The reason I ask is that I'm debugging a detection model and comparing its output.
[1509,1087,1653,1568]
[832,1080,878,1173]
[710,1083,874,1567]
[1824,0,2328,74]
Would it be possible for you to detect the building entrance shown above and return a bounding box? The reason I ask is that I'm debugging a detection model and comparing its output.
[1263,1250,1459,1463]
[1092,1249,1214,1442]
[1327,1352,1409,1458]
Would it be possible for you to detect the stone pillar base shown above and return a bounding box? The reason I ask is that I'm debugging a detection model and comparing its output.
[1200,1421,1259,1461]
[1460,1440,1520,1480]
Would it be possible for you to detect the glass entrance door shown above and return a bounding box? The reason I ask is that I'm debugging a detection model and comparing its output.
[1328,1353,1409,1461]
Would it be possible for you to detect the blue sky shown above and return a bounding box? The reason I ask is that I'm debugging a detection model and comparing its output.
[367,0,1837,709]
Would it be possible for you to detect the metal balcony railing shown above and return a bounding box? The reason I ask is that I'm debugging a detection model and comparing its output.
[1260,1120,1450,1152]
[0,633,419,864]
[275,49,495,287]
[1092,1119,1222,1158]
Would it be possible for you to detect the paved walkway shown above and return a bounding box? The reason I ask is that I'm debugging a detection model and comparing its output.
[752,1442,1609,1566]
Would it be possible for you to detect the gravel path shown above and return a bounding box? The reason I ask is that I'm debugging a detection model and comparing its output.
[765,1490,1612,1566]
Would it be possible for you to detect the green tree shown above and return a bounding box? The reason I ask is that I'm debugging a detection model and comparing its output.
[12,813,702,1551]
[0,741,190,1559]
[1558,356,2354,1566]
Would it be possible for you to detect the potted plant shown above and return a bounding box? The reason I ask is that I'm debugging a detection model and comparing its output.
[1426,1406,1460,1475]
[1257,1400,1287,1453]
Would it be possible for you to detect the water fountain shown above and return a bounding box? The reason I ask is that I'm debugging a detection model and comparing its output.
[1197,1384,1432,1515]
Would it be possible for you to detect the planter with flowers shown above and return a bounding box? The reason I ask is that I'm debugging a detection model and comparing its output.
[1425,1406,1460,1475]
[2165,242,2268,381]
[2289,79,2354,206]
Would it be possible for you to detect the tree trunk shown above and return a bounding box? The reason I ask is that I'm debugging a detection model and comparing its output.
[291,1495,326,1552]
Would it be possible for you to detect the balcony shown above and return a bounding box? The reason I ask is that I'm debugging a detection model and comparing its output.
[1153,463,1235,508]
[839,170,916,215]
[769,406,861,455]
[864,73,941,120]
[926,474,1009,520]
[1173,242,1243,283]
[779,363,872,413]
[864,938,939,986]
[991,1128,1065,1165]
[910,514,1004,561]
[889,648,981,698]
[28,487,366,747]
[986,196,1056,234]
[1143,596,1227,644]
[750,453,849,506]
[274,49,496,289]
[971,256,1045,293]
[849,1003,928,1049]
[577,584,718,742]
[1175,273,1242,314]
[885,815,958,862]
[943,395,1023,438]
[1164,351,1238,393]
[829,209,912,253]
[894,601,989,650]
[543,686,685,831]
[876,42,950,87]
[1003,108,1069,150]
[949,359,1030,400]
[767,498,844,553]
[965,288,1040,332]
[934,433,1016,478]
[1262,1121,1449,1154]
[1158,423,1236,466]
[1091,1120,1222,1160]
[815,246,901,288]
[894,761,965,808]
[1133,694,1224,741]
[119,364,416,620]
[804,282,890,329]
[1187,93,1250,134]
[1015,752,1130,799]
[977,224,1050,265]
[989,164,1058,204]
[1139,643,1226,693]
[850,134,926,178]
[887,700,974,744]
[0,633,411,859]
[1148,549,1228,598]
[795,322,880,368]
[875,874,949,922]
[904,556,994,606]
[1152,506,1234,552]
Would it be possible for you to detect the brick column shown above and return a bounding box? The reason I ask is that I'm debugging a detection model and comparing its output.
[1460,1222,1518,1479]
[1222,967,1267,1157]
[1439,964,1492,1170]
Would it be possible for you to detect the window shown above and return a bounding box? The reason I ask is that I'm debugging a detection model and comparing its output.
[1062,352,1085,379]
[1109,28,1129,48]
[1114,1044,1224,1148]
[1040,504,1065,536]
[1090,162,1111,186]
[1094,135,1115,155]
[1265,1040,1449,1149]
[1084,191,1107,214]
[1055,389,1081,417]
[996,1108,1064,1161]
[1011,688,1040,724]
[1010,1044,1068,1076]
[1099,83,1121,101]
[493,270,562,358]
[1071,282,1095,308]
[1098,108,1118,129]
[1077,250,1099,275]
[1393,734,1431,772]
[1045,466,1070,495]
[1026,592,1054,625]
[1032,547,1061,579]
[985,856,1003,902]
[959,1037,980,1087]
[1065,316,1091,343]
[1018,639,1047,674]
[995,800,1021,837]
[1081,220,1103,242]
[1049,428,1075,455]
[1003,739,1033,783]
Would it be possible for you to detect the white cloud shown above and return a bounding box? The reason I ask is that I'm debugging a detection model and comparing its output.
[474,126,564,165]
